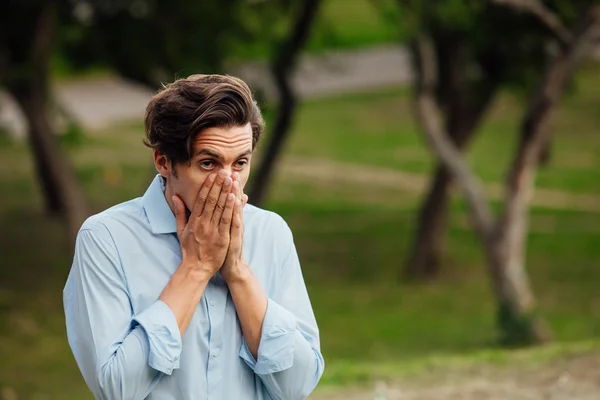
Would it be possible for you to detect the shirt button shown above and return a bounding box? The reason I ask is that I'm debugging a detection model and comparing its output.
[210,301,216,307]
[212,349,220,358]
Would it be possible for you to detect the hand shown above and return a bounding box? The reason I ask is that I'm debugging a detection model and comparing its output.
[231,172,248,208]
[221,177,248,283]
[173,169,236,279]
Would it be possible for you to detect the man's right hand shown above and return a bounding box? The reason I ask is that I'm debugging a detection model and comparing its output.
[172,169,236,279]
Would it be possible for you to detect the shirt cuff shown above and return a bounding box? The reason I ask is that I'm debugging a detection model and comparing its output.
[133,300,182,375]
[239,298,297,375]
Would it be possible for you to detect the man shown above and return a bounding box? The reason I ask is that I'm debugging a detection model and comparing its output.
[63,74,324,400]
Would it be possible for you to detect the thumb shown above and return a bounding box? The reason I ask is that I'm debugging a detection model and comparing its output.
[172,195,187,238]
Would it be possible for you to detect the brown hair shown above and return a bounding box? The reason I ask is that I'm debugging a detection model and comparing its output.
[144,74,265,165]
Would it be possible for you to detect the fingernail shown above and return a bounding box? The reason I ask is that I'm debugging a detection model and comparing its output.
[209,173,216,181]
[218,169,228,178]
[233,181,239,190]
[224,177,231,186]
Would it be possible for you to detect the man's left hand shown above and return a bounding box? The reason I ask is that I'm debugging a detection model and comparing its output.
[221,173,249,283]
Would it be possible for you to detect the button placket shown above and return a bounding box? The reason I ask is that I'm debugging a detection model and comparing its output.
[206,277,229,396]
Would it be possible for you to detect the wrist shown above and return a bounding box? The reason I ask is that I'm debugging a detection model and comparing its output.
[223,261,251,285]
[179,261,213,284]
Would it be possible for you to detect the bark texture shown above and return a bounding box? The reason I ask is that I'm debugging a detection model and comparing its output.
[249,0,323,206]
[405,31,498,279]
[410,4,599,344]
[4,1,88,243]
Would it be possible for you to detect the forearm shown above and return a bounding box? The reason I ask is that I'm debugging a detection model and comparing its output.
[94,326,161,400]
[227,266,268,358]
[255,329,324,400]
[159,263,211,335]
[72,299,183,399]
[236,298,324,400]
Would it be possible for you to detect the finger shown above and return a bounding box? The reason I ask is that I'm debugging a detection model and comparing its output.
[233,172,241,190]
[231,180,240,201]
[242,194,248,208]
[238,181,244,203]
[172,195,187,238]
[190,173,216,220]
[218,193,236,236]
[202,169,228,219]
[211,175,232,225]
[230,198,243,239]
[230,172,243,199]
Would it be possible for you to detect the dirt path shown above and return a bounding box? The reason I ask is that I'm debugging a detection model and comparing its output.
[0,45,412,139]
[280,156,600,213]
[311,351,600,400]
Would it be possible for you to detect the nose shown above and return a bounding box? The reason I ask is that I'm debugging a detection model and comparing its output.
[220,167,233,177]
[220,168,240,181]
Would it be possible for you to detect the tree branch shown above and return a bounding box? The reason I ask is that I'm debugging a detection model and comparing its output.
[489,0,572,45]
[412,34,495,240]
[497,4,600,238]
[521,5,600,151]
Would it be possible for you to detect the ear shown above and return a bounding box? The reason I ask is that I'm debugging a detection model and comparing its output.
[153,150,173,179]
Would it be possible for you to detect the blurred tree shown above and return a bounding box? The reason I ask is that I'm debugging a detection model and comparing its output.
[2,0,319,241]
[249,0,324,205]
[410,0,599,344]
[1,0,88,243]
[58,0,322,207]
[385,0,591,280]
[58,0,258,87]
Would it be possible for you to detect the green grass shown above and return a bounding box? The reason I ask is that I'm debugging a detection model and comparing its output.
[1,72,600,397]
[307,0,400,53]
[230,0,400,60]
[317,338,600,387]
[283,66,600,195]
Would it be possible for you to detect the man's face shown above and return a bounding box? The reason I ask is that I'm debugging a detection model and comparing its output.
[155,123,253,212]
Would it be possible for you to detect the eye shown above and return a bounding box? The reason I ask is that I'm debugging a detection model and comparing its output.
[235,159,248,169]
[199,160,215,170]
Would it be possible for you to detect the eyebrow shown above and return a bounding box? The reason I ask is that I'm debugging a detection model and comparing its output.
[196,149,252,161]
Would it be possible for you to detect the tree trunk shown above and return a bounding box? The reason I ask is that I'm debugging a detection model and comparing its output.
[412,34,495,247]
[5,0,88,243]
[248,0,322,206]
[249,71,296,207]
[537,134,552,166]
[410,3,598,347]
[491,8,599,345]
[489,144,550,345]
[405,34,497,280]
[405,166,452,278]
[11,87,89,243]
[405,119,490,279]
[490,162,551,345]
[411,33,546,346]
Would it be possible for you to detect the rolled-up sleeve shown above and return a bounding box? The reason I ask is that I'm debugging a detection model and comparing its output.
[239,215,325,400]
[63,222,182,400]
[239,298,297,374]
[133,300,182,375]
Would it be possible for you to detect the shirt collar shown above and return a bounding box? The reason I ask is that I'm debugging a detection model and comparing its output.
[141,175,177,234]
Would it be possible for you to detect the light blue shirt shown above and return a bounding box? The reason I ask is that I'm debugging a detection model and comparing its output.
[63,175,324,400]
